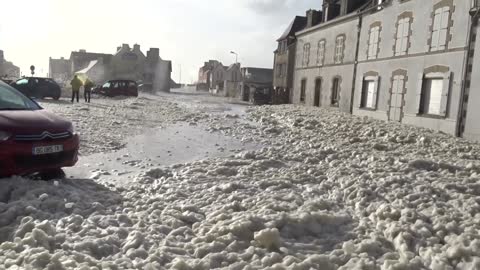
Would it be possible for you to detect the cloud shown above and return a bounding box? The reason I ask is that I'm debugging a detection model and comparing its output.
[245,0,321,16]
[246,0,289,15]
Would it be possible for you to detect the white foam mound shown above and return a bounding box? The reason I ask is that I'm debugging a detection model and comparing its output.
[2,104,480,269]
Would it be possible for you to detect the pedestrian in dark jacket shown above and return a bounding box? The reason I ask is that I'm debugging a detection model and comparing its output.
[70,75,82,103]
[84,78,94,103]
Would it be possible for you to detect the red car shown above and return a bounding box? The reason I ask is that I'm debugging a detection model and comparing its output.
[0,81,79,177]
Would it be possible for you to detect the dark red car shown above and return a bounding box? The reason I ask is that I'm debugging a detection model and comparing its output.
[94,80,138,97]
[0,81,79,177]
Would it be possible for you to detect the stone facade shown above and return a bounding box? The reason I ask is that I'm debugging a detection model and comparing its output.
[291,0,480,141]
[353,0,471,136]
[49,57,71,85]
[0,50,20,80]
[197,60,221,90]
[273,15,307,104]
[49,44,172,92]
[293,12,362,112]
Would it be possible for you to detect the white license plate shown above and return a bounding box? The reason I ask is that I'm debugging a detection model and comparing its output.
[32,145,64,155]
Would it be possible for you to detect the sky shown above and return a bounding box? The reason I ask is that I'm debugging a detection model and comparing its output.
[0,0,321,83]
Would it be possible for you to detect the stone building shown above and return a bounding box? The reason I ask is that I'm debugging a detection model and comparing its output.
[0,50,20,80]
[293,0,370,112]
[291,0,480,141]
[49,57,71,85]
[239,67,273,102]
[273,15,307,104]
[49,44,172,92]
[210,63,227,91]
[197,60,221,90]
[224,63,242,97]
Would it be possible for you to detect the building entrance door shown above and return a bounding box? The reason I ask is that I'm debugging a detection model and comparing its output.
[314,78,321,107]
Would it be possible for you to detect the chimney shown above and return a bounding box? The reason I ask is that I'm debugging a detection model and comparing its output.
[61,57,64,60]
[133,44,141,51]
[323,0,341,22]
[306,9,322,28]
[147,48,159,60]
[79,49,86,53]
[122,44,130,49]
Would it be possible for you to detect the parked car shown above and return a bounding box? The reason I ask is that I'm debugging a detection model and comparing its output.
[11,77,62,100]
[93,80,138,97]
[251,87,273,105]
[0,81,79,177]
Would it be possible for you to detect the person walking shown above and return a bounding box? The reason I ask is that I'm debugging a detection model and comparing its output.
[70,75,82,103]
[84,78,94,103]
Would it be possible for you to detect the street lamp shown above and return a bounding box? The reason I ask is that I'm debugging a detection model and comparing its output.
[230,51,238,64]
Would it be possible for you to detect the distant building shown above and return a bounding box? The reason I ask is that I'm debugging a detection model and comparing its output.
[49,57,71,85]
[49,44,172,92]
[224,63,242,97]
[197,60,221,90]
[210,63,227,91]
[273,14,307,104]
[0,50,20,80]
[239,67,273,102]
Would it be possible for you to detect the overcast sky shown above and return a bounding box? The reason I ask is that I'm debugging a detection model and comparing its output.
[0,0,320,83]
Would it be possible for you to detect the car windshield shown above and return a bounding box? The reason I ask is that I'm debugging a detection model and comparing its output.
[0,83,41,110]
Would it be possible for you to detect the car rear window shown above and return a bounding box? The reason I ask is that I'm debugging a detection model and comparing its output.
[16,78,29,85]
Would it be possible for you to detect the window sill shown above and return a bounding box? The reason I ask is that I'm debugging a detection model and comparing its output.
[359,107,377,111]
[416,113,446,119]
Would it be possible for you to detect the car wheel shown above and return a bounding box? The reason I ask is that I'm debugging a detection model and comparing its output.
[53,95,61,100]
[37,168,66,181]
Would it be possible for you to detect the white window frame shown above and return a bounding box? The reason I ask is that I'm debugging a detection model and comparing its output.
[430,6,450,51]
[389,75,405,122]
[317,40,326,66]
[368,26,380,60]
[303,43,311,67]
[415,71,451,117]
[395,17,411,56]
[360,76,379,109]
[334,36,345,64]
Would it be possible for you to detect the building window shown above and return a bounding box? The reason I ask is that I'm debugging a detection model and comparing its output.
[317,40,326,66]
[331,77,341,107]
[361,76,379,109]
[368,25,381,60]
[389,73,406,122]
[395,16,412,56]
[430,6,450,51]
[416,68,451,117]
[303,43,311,67]
[300,79,307,103]
[334,35,345,64]
[420,78,443,115]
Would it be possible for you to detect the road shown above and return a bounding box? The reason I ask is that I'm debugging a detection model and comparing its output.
[65,89,261,183]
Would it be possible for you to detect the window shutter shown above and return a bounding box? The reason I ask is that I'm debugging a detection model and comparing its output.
[372,76,380,109]
[358,83,363,108]
[440,72,451,116]
[415,74,424,114]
